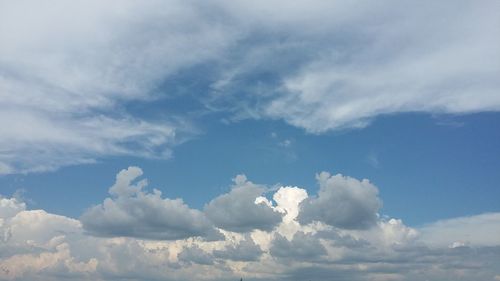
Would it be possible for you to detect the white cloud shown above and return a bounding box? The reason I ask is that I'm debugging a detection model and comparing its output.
[178,245,214,265]
[204,175,283,233]
[2,170,500,280]
[5,210,80,245]
[0,207,97,280]
[0,0,236,174]
[298,172,382,229]
[0,111,177,173]
[0,241,97,280]
[1,0,499,173]
[80,167,222,240]
[0,197,25,219]
[273,186,308,223]
[418,213,500,248]
[351,218,419,249]
[213,235,263,262]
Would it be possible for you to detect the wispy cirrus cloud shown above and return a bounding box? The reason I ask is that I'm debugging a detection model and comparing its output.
[1,0,499,174]
[0,0,236,174]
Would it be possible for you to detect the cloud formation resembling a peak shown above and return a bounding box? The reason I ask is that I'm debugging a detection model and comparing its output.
[80,167,223,241]
[298,172,382,229]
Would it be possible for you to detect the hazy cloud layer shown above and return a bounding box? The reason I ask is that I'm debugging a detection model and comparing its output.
[418,212,500,247]
[1,0,499,173]
[2,168,500,280]
[178,245,214,265]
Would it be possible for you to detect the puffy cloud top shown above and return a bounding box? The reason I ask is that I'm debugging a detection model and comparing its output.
[81,167,222,240]
[298,172,382,229]
[204,175,283,232]
[272,186,308,223]
[213,235,263,261]
[0,197,26,219]
[2,167,500,281]
[270,232,327,260]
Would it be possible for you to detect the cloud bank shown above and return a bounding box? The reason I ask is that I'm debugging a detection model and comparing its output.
[2,167,500,280]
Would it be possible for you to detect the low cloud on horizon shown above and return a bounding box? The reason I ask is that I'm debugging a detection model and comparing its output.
[1,166,500,281]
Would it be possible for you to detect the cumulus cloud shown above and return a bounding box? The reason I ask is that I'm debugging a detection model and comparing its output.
[0,196,25,219]
[178,245,214,265]
[0,111,178,174]
[315,230,369,249]
[80,167,222,240]
[270,232,327,260]
[0,204,97,280]
[272,186,308,223]
[204,175,283,232]
[5,210,81,245]
[2,0,499,173]
[2,169,500,280]
[0,240,97,280]
[298,172,382,229]
[213,235,263,262]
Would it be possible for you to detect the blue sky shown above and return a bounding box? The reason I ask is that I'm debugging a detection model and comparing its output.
[2,112,500,226]
[1,1,500,280]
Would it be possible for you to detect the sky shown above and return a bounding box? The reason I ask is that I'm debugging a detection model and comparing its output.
[0,1,499,281]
